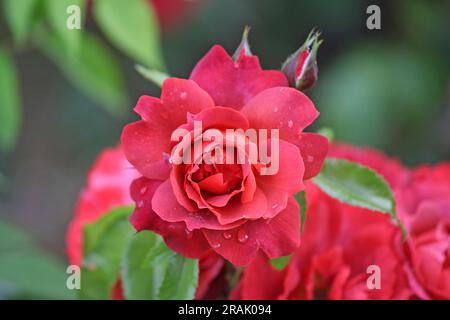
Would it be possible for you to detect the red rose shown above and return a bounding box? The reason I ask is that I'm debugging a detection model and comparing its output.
[66,146,225,299]
[121,45,328,266]
[398,164,450,299]
[232,144,413,299]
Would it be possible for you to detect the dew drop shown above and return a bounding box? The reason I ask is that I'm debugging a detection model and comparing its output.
[278,121,283,128]
[140,186,148,195]
[222,231,232,240]
[271,203,279,210]
[273,107,279,113]
[237,228,249,243]
[287,120,294,128]
[307,155,314,163]
[180,91,187,100]
[137,200,144,208]
[211,242,222,249]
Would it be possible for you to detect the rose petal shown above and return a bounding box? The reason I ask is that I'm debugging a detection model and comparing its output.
[211,187,268,225]
[185,106,249,131]
[257,139,304,218]
[203,226,259,266]
[249,198,301,258]
[121,120,171,180]
[152,179,244,230]
[198,173,229,194]
[241,86,319,143]
[203,198,299,266]
[122,78,214,180]
[190,45,288,109]
[135,78,214,124]
[296,133,328,180]
[195,251,225,299]
[129,177,209,258]
[170,165,199,212]
[239,254,286,300]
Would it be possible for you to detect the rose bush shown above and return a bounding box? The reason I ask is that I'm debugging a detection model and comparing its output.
[66,146,226,299]
[231,144,409,299]
[121,45,328,266]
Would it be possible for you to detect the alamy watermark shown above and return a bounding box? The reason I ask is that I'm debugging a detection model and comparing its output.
[366,5,381,30]
[366,265,381,290]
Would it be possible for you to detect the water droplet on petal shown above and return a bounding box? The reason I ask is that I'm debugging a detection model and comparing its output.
[137,200,144,208]
[288,120,294,128]
[307,155,314,163]
[222,231,232,240]
[180,91,187,100]
[211,242,221,249]
[278,121,283,128]
[140,186,147,195]
[273,107,279,113]
[271,203,279,210]
[237,228,249,243]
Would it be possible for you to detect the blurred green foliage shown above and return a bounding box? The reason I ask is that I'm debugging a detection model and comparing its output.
[0,0,165,153]
[0,218,75,299]
[0,47,20,151]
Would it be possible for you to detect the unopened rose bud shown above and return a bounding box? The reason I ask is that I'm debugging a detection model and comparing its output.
[282,30,322,91]
[233,25,252,61]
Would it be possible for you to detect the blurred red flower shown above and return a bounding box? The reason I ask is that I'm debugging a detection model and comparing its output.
[398,164,450,299]
[231,144,415,299]
[66,146,138,267]
[121,45,328,266]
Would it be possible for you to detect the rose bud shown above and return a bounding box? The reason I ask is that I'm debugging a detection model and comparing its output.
[232,25,252,61]
[281,30,322,91]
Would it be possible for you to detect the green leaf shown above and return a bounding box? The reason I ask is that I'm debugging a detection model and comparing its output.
[122,230,199,300]
[295,191,307,234]
[135,64,169,88]
[2,0,40,45]
[80,206,134,299]
[94,0,164,69]
[157,254,198,300]
[313,158,406,236]
[0,48,21,152]
[0,218,75,299]
[36,31,128,115]
[270,255,291,270]
[44,0,85,55]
